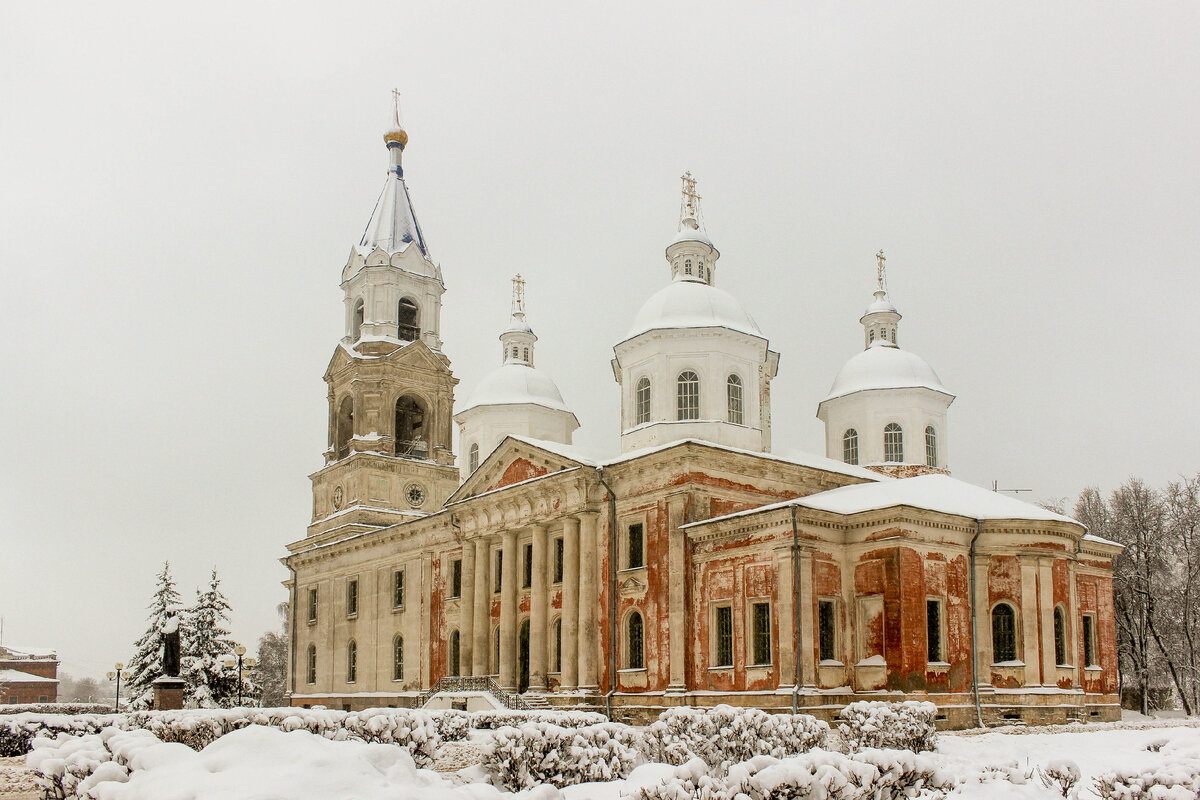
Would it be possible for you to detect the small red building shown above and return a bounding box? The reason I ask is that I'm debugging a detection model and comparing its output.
[0,644,59,705]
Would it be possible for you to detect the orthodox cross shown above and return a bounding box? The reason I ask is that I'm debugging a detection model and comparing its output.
[875,249,887,292]
[511,273,526,316]
[680,171,700,221]
[392,88,403,129]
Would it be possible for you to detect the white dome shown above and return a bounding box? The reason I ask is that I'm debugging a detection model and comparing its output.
[624,279,763,341]
[863,296,899,315]
[823,340,949,402]
[669,226,714,248]
[460,363,573,414]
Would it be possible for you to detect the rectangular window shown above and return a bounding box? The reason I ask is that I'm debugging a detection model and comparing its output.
[926,599,942,662]
[714,605,733,667]
[308,587,318,623]
[1083,614,1096,667]
[627,523,644,569]
[523,543,533,588]
[449,559,462,598]
[553,538,564,583]
[494,550,503,593]
[819,600,837,661]
[346,579,358,617]
[751,602,771,665]
[393,570,405,609]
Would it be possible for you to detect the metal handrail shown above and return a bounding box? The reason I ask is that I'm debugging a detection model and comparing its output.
[416,675,531,710]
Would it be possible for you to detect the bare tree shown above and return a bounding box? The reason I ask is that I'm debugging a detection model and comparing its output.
[255,602,289,708]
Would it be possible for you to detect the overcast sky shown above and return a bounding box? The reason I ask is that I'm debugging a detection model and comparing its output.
[2,2,1197,681]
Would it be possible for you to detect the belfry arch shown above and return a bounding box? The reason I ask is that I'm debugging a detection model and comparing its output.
[397,298,419,342]
[394,394,428,458]
[335,396,354,460]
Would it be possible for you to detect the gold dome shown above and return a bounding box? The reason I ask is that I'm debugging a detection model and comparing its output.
[384,128,409,147]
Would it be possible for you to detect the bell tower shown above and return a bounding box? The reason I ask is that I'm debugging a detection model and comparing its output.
[307,100,460,538]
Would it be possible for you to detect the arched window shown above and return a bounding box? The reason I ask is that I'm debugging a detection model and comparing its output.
[306,644,316,684]
[627,611,644,669]
[347,640,358,683]
[884,423,904,463]
[843,429,859,465]
[1053,607,1067,666]
[468,443,480,473]
[395,395,427,458]
[335,396,354,460]
[397,298,419,342]
[552,618,562,673]
[352,299,364,341]
[727,374,744,424]
[393,636,404,681]
[890,328,896,343]
[448,630,460,677]
[924,426,938,467]
[677,371,700,420]
[991,604,1017,663]
[635,378,651,426]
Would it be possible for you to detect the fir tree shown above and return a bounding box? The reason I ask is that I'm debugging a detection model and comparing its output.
[182,568,239,707]
[125,562,182,708]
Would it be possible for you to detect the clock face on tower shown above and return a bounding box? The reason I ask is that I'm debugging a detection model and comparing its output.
[405,482,427,509]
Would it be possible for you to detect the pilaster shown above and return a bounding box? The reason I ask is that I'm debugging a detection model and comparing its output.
[577,511,600,691]
[471,537,490,675]
[529,524,549,691]
[500,529,519,690]
[561,517,580,690]
[460,541,476,676]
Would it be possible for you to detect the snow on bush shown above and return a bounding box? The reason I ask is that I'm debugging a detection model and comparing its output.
[27,725,520,800]
[837,701,938,753]
[482,722,642,790]
[628,749,950,800]
[430,709,470,742]
[1037,758,1081,797]
[0,704,113,716]
[0,713,119,757]
[643,705,829,774]
[469,709,607,729]
[1093,757,1200,800]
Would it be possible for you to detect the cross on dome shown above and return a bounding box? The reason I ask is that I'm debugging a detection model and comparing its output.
[876,249,888,293]
[511,274,526,317]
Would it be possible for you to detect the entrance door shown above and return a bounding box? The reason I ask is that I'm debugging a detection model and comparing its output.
[518,620,530,693]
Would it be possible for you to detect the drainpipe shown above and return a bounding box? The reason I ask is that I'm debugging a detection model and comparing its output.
[790,505,801,715]
[968,521,985,728]
[596,467,619,721]
[285,558,298,708]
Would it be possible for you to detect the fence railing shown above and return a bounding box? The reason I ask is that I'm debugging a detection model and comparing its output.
[416,675,530,710]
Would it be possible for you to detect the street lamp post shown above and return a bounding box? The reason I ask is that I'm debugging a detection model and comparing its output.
[105,663,124,712]
[220,645,256,706]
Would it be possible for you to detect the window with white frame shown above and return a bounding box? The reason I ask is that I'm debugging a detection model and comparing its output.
[843,429,859,465]
[393,636,403,680]
[727,374,744,424]
[627,522,644,569]
[347,579,358,617]
[635,378,651,425]
[393,570,405,609]
[992,603,1017,663]
[751,602,771,665]
[926,599,943,662]
[924,426,938,467]
[347,640,358,683]
[677,371,700,420]
[713,605,733,667]
[884,423,904,463]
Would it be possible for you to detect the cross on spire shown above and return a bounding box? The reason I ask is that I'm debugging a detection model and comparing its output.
[876,249,888,292]
[680,171,701,223]
[391,88,404,129]
[511,273,526,316]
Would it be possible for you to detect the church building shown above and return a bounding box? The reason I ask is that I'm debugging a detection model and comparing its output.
[283,111,1120,727]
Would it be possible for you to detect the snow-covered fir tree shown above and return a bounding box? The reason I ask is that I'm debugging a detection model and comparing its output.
[182,568,239,707]
[124,562,182,709]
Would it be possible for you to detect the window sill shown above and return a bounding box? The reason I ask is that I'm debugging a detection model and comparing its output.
[618,667,647,674]
[992,661,1025,668]
[747,662,773,669]
[347,614,358,620]
[446,595,461,601]
[707,665,734,672]
[1056,663,1074,669]
[926,661,950,672]
[1084,664,1102,671]
[819,659,845,667]
[307,620,318,626]
[392,606,405,613]
[618,566,647,575]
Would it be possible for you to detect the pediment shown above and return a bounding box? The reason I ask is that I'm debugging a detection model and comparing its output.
[447,436,586,505]
[323,339,450,381]
[618,575,647,597]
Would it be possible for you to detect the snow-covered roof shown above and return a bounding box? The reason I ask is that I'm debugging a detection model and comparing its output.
[624,279,763,341]
[0,668,57,684]
[821,340,950,403]
[0,644,55,659]
[357,166,429,258]
[669,222,715,248]
[685,474,1080,529]
[458,363,575,416]
[862,294,899,316]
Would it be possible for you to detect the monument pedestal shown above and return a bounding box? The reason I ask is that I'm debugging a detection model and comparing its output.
[152,676,186,710]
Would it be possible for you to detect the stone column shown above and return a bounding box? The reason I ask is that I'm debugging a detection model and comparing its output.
[667,494,688,692]
[1020,557,1040,684]
[1038,558,1057,686]
[529,524,549,691]
[471,537,490,676]
[774,545,795,690]
[973,558,992,685]
[797,549,816,687]
[499,529,519,690]
[577,511,600,691]
[561,517,580,690]
[460,540,476,676]
[1067,560,1080,687]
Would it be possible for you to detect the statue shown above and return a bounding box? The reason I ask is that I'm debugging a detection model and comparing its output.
[162,614,181,678]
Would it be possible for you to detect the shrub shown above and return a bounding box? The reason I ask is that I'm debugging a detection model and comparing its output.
[0,714,117,758]
[837,701,938,752]
[0,703,113,716]
[1093,759,1200,800]
[482,722,642,790]
[469,709,607,729]
[644,705,828,774]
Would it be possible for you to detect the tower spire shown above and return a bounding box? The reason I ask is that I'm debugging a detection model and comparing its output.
[876,249,888,293]
[679,171,703,230]
[501,274,537,366]
[861,249,901,349]
[511,274,527,318]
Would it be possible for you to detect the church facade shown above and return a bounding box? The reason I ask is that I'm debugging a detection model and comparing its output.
[283,114,1121,727]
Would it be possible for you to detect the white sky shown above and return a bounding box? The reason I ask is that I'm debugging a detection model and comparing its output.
[1,2,1196,681]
